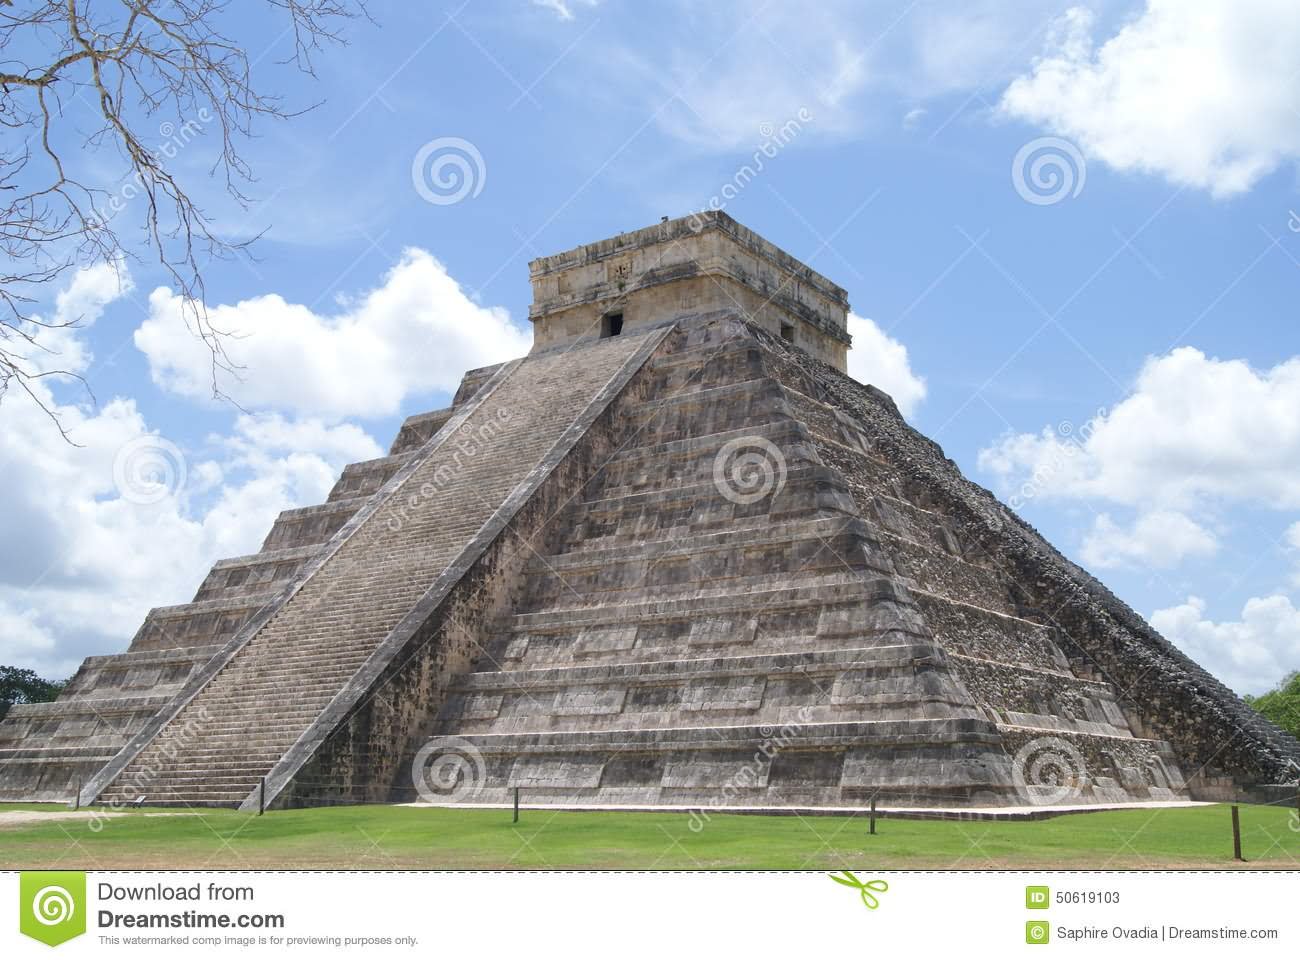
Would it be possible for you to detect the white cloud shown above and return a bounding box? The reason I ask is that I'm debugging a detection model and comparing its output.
[135,248,531,419]
[563,1,1075,152]
[0,268,384,681]
[1001,2,1300,196]
[1286,521,1300,588]
[979,347,1300,510]
[615,6,869,150]
[902,108,927,132]
[979,346,1300,578]
[0,603,60,673]
[846,313,927,418]
[1151,595,1300,695]
[1080,510,1218,570]
[532,0,599,20]
[20,262,133,377]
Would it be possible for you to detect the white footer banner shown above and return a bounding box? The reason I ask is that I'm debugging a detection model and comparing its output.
[3,871,1293,958]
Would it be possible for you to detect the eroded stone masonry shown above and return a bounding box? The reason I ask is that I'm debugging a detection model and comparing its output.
[2,211,1296,810]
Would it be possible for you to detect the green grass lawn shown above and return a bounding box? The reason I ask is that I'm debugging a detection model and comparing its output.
[1,802,1297,870]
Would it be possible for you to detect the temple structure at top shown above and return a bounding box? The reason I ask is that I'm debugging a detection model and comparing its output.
[528,211,852,371]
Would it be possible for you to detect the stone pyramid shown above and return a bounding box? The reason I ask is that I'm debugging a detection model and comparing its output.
[2,212,1296,811]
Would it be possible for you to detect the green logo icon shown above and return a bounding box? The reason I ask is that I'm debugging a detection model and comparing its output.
[1026,885,1050,909]
[19,872,86,946]
[828,871,889,910]
[1026,920,1051,945]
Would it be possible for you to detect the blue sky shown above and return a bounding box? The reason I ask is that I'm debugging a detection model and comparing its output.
[4,0,1300,695]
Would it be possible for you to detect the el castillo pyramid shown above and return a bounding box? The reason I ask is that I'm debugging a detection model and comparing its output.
[2,212,1297,812]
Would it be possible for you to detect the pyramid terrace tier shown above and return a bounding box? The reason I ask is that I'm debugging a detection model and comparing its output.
[0,644,221,801]
[405,719,1186,809]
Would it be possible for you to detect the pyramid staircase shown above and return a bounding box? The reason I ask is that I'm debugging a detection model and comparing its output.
[70,327,669,807]
[0,426,434,802]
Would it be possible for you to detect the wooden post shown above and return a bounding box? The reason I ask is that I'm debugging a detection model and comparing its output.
[73,776,80,811]
[869,797,877,836]
[513,787,520,824]
[1231,804,1244,862]
[259,777,266,816]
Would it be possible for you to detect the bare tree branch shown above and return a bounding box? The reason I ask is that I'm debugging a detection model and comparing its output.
[0,0,369,434]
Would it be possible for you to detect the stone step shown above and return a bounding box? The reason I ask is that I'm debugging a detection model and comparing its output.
[621,374,788,427]
[439,642,985,735]
[536,515,871,571]
[327,452,414,503]
[193,547,318,603]
[93,330,665,806]
[460,641,941,689]
[995,724,1189,801]
[425,716,1022,807]
[0,745,120,761]
[637,337,765,394]
[261,496,370,552]
[881,531,1024,617]
[388,408,454,456]
[113,764,269,780]
[620,398,793,451]
[131,743,286,758]
[861,493,975,562]
[911,591,1069,673]
[4,695,175,720]
[129,595,275,652]
[592,407,802,461]
[402,711,1191,808]
[560,465,859,551]
[73,644,219,671]
[503,575,923,639]
[177,670,361,691]
[99,789,252,806]
[515,568,901,619]
[582,421,816,502]
[455,716,1004,753]
[949,654,1136,738]
[521,524,878,605]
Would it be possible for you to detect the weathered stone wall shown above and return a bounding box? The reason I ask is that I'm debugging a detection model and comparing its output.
[395,315,1037,809]
[0,645,219,801]
[271,327,681,807]
[760,322,1300,796]
[528,212,851,370]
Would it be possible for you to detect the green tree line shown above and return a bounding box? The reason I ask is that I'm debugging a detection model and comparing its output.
[1244,671,1300,741]
[0,666,67,721]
